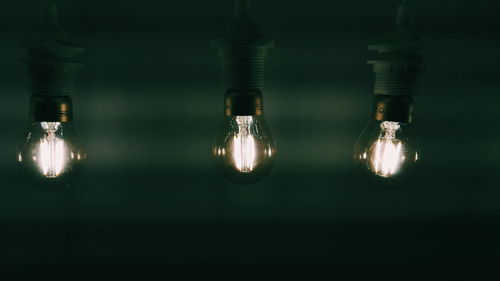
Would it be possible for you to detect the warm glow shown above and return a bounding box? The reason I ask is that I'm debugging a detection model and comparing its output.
[371,138,403,177]
[37,122,67,178]
[369,121,404,178]
[231,116,257,173]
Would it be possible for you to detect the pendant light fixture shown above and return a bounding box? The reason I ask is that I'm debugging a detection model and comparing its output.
[211,0,275,184]
[17,0,86,188]
[353,0,423,188]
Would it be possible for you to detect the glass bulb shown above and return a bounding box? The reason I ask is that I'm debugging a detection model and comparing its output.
[212,115,275,184]
[354,120,419,187]
[17,121,86,188]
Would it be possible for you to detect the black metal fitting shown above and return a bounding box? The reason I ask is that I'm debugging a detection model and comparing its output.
[224,89,263,116]
[372,95,413,123]
[29,95,73,122]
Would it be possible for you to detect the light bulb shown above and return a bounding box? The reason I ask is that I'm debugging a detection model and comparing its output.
[354,119,419,187]
[212,115,275,184]
[18,121,85,188]
[355,1,423,188]
[18,0,86,188]
[211,0,275,184]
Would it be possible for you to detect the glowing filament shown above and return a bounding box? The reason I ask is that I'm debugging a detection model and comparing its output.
[231,116,257,173]
[37,122,67,178]
[372,139,403,177]
[370,121,404,177]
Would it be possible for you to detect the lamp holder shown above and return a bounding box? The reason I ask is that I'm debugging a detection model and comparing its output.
[212,0,274,91]
[367,0,423,96]
[23,0,84,98]
[22,0,83,122]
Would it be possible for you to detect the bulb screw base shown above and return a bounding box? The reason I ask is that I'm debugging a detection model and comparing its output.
[372,95,413,123]
[224,89,263,116]
[29,95,73,122]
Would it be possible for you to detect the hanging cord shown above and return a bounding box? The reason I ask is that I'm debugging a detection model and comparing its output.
[235,0,251,19]
[395,0,411,28]
[41,0,59,27]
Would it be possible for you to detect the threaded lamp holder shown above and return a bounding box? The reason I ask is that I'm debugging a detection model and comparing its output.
[212,0,273,115]
[367,0,423,97]
[217,50,268,90]
[22,0,83,122]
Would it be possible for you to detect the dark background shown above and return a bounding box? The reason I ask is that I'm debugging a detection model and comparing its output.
[1,0,499,278]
